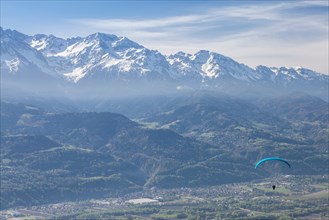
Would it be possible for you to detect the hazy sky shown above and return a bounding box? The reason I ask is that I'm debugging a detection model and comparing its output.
[1,0,328,74]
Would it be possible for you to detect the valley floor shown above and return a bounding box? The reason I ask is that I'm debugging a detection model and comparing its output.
[1,175,328,220]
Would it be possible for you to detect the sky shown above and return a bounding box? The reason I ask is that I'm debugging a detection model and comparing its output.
[1,0,328,74]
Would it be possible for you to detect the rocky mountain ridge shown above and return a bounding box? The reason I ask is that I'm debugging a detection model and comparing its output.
[1,27,327,86]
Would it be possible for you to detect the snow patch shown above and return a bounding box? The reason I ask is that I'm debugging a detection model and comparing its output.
[4,58,20,72]
[64,67,88,83]
[54,41,93,57]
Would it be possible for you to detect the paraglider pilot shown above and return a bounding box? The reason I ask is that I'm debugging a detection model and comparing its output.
[255,157,291,191]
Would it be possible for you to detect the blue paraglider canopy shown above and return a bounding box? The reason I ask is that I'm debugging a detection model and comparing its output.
[255,157,291,169]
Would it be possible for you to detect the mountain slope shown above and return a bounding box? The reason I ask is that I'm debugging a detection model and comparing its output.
[1,100,328,209]
[0,134,146,209]
[142,93,293,146]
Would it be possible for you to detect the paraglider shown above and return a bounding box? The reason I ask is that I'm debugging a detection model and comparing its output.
[255,157,291,190]
[255,157,291,169]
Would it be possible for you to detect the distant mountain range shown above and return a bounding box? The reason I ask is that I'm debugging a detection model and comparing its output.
[1,27,328,96]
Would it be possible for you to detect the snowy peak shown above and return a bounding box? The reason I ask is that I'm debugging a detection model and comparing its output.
[84,32,142,50]
[1,28,56,77]
[286,66,325,80]
[36,31,171,82]
[168,50,261,81]
[255,65,327,83]
[112,36,143,51]
[29,34,68,56]
[1,28,328,87]
[167,51,202,80]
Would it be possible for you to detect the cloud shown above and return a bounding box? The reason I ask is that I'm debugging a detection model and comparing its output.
[68,1,328,73]
[70,1,327,41]
[72,14,209,30]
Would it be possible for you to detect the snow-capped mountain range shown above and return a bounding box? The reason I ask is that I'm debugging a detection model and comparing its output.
[1,27,328,87]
